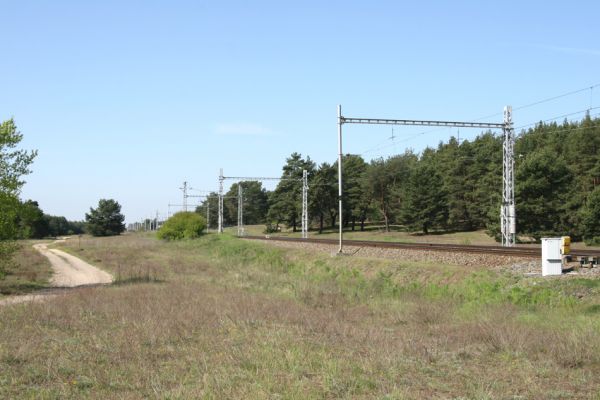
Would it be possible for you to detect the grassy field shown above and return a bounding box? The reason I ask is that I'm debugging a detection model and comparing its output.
[233,224,600,249]
[1,233,600,398]
[0,241,53,295]
[231,224,499,245]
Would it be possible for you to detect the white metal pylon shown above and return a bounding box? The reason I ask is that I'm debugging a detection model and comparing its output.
[218,168,224,233]
[181,181,188,212]
[206,201,210,233]
[301,169,308,239]
[237,184,244,236]
[501,106,516,247]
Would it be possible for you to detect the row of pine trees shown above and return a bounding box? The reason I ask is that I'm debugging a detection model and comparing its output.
[198,116,600,243]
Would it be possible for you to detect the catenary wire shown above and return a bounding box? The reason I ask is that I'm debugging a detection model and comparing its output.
[358,82,599,156]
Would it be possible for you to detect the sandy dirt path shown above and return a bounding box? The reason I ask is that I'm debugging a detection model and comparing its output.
[0,240,112,306]
[34,241,113,287]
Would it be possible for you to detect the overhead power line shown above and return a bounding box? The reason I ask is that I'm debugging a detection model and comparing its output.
[514,106,600,131]
[359,81,600,155]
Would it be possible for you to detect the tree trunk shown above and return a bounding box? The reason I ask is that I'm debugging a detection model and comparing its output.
[351,217,356,231]
[383,211,390,232]
[360,217,365,231]
[329,211,337,229]
[319,213,324,234]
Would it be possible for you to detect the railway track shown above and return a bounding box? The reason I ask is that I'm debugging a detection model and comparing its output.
[243,235,600,259]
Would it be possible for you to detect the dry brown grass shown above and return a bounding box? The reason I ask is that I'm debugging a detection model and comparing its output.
[0,233,599,398]
[0,241,52,295]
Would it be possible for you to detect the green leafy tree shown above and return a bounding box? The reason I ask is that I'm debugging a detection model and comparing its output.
[339,154,368,230]
[268,153,315,232]
[223,181,269,226]
[85,199,126,236]
[515,149,572,239]
[365,158,394,232]
[365,152,416,232]
[196,192,219,228]
[0,119,37,275]
[46,215,85,236]
[157,212,206,240]
[580,186,600,244]
[17,200,49,239]
[466,132,502,232]
[309,162,337,233]
[400,149,448,234]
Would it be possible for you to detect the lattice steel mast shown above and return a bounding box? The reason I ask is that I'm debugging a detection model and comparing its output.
[180,181,188,212]
[237,184,244,236]
[218,169,224,233]
[218,169,309,238]
[337,105,513,253]
[501,106,516,247]
[302,169,308,239]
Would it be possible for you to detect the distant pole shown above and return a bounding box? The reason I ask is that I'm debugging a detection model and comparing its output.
[501,105,516,247]
[181,181,188,212]
[302,169,308,239]
[206,201,210,232]
[218,169,224,233]
[337,104,343,253]
[237,184,243,236]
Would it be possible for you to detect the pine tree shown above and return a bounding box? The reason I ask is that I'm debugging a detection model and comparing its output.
[85,199,126,237]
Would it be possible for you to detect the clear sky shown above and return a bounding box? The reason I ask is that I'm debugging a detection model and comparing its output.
[2,0,599,223]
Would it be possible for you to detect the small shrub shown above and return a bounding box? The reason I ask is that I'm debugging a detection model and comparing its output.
[157,212,206,240]
[584,236,600,246]
[263,223,279,234]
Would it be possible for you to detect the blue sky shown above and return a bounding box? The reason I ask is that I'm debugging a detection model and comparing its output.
[2,0,599,222]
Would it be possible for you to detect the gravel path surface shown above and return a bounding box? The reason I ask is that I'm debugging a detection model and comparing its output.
[0,240,112,306]
[34,241,112,287]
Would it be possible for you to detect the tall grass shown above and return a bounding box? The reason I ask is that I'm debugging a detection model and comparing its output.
[0,241,52,295]
[0,233,598,398]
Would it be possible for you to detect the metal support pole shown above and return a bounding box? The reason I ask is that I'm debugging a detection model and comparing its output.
[181,181,188,212]
[501,105,516,247]
[337,105,343,253]
[218,168,224,233]
[237,184,244,236]
[302,169,308,239]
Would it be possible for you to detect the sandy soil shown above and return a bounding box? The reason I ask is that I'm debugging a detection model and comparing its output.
[0,240,113,306]
[34,241,112,287]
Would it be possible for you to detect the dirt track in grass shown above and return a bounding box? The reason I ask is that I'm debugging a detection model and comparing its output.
[0,240,112,306]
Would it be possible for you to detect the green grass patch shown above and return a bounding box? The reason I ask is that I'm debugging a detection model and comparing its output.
[0,241,52,295]
[5,232,593,398]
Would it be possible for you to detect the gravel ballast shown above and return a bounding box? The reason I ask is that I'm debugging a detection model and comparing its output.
[252,238,600,277]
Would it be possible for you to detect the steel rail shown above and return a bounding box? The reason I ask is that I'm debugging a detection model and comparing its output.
[242,235,600,259]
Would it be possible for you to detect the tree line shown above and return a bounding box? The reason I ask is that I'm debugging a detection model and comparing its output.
[197,115,600,243]
[14,200,86,238]
[1,119,124,247]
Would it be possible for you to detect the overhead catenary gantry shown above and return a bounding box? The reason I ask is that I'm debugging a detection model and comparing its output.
[218,169,309,238]
[337,105,515,253]
[170,184,223,232]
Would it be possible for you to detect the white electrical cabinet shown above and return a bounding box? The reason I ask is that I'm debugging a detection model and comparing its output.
[541,238,562,276]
